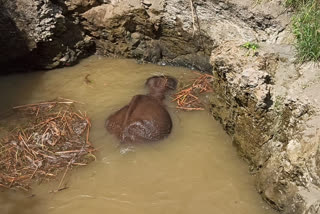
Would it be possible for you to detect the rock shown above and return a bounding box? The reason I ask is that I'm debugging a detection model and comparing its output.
[131,32,142,40]
[141,0,152,9]
[65,0,99,12]
[0,0,95,72]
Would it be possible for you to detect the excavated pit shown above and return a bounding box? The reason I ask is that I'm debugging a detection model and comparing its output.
[1,0,320,213]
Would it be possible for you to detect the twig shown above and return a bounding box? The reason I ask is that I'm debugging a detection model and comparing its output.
[86,123,91,146]
[1,100,95,190]
[84,74,92,84]
[176,106,205,111]
[172,73,213,111]
[58,97,84,104]
[29,166,39,180]
[190,0,197,36]
[55,150,83,154]
[13,101,73,109]
[57,161,71,190]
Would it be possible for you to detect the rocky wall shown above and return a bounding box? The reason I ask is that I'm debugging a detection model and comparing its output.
[0,0,95,73]
[210,41,320,213]
[78,0,286,72]
[80,0,214,72]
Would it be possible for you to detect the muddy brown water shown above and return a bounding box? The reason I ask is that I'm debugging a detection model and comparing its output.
[0,56,276,214]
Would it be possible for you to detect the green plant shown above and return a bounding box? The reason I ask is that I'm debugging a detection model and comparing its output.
[285,0,313,8]
[242,42,259,50]
[241,42,259,56]
[288,0,320,61]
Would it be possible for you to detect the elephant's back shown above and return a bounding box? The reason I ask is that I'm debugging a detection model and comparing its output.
[105,94,173,143]
[123,95,173,143]
[129,95,171,126]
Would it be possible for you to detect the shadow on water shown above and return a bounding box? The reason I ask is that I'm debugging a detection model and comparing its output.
[0,190,41,214]
[0,70,48,114]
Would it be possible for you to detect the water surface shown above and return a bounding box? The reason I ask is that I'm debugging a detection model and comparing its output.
[0,56,276,214]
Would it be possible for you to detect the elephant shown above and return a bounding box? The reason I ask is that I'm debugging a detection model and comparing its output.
[105,75,177,143]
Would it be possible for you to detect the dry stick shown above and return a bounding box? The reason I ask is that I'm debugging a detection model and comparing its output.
[65,117,74,134]
[35,116,61,128]
[192,2,206,52]
[55,150,83,154]
[73,112,84,120]
[55,119,91,192]
[184,98,199,105]
[21,129,33,145]
[56,109,62,118]
[13,101,73,109]
[86,123,91,146]
[172,89,192,101]
[172,73,214,110]
[57,160,71,190]
[84,74,92,84]
[58,97,84,104]
[37,152,55,160]
[2,102,94,190]
[189,0,206,51]
[190,0,197,36]
[61,110,68,122]
[19,134,32,155]
[36,107,40,117]
[188,94,199,99]
[72,163,87,166]
[55,148,86,191]
[29,166,39,180]
[176,106,204,111]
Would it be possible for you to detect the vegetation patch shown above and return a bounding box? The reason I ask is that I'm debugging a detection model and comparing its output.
[285,0,313,8]
[241,42,259,56]
[288,0,320,61]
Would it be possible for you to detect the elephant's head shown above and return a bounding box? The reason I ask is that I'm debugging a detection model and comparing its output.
[145,75,177,100]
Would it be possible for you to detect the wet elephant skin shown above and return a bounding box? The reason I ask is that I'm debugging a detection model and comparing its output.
[105,76,177,143]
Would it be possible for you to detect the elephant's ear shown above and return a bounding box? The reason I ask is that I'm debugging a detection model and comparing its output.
[145,75,177,91]
[166,77,177,90]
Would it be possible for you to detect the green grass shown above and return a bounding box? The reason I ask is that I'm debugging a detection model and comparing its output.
[287,0,320,61]
[285,0,314,8]
[242,42,259,51]
[241,42,259,56]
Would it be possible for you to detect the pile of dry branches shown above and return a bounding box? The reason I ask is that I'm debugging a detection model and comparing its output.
[0,99,95,191]
[172,72,214,111]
